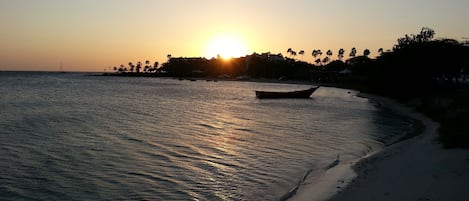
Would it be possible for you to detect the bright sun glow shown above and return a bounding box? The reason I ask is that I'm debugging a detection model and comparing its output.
[204,34,249,60]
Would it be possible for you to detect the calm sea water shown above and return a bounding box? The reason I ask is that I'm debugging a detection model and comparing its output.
[0,72,416,201]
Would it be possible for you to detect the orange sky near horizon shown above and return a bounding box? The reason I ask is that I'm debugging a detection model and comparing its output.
[1,0,469,72]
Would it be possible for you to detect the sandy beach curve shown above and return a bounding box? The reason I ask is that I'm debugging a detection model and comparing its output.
[289,93,469,201]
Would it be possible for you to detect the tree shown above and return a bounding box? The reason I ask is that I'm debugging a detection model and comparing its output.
[312,49,320,58]
[349,47,357,58]
[338,48,345,60]
[370,27,467,97]
[128,62,134,72]
[136,61,142,73]
[312,49,323,65]
[153,61,159,73]
[363,49,370,57]
[326,50,333,58]
[394,27,435,50]
[314,58,321,66]
[141,60,148,73]
[299,50,305,60]
[287,48,292,58]
[291,50,297,58]
[378,48,384,55]
[322,56,330,64]
[287,48,297,58]
[312,50,316,57]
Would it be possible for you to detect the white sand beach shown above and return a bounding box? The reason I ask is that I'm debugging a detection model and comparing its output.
[290,94,469,201]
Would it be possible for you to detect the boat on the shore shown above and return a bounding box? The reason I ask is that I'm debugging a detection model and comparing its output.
[255,86,319,99]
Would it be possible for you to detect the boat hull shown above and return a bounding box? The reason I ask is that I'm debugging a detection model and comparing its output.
[255,86,319,99]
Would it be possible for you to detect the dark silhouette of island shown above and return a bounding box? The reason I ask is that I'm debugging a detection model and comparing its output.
[103,27,469,148]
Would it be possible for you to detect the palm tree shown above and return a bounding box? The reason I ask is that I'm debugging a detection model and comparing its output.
[287,48,296,58]
[312,49,323,65]
[136,61,142,73]
[299,50,305,60]
[363,49,371,57]
[349,47,357,58]
[326,50,333,60]
[153,61,159,73]
[144,60,150,73]
[322,56,330,64]
[338,48,345,60]
[128,62,134,72]
[312,49,323,58]
[315,58,322,66]
[378,48,384,55]
[290,50,297,58]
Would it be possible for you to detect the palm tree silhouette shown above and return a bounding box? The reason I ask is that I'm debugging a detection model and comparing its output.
[312,49,323,65]
[363,49,371,57]
[315,58,322,66]
[287,48,297,58]
[136,61,142,73]
[326,50,333,59]
[299,50,305,60]
[291,51,297,58]
[349,47,357,58]
[144,60,150,73]
[153,61,159,73]
[128,62,134,73]
[313,49,323,57]
[338,48,345,60]
[378,48,384,55]
[322,56,330,64]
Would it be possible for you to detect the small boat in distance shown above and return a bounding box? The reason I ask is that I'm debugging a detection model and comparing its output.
[255,86,319,99]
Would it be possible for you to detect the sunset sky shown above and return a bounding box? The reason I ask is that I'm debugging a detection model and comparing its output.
[1,0,468,72]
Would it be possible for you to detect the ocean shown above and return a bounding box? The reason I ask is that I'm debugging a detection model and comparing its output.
[0,72,417,201]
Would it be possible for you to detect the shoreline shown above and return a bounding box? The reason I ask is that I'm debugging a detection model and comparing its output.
[289,93,469,201]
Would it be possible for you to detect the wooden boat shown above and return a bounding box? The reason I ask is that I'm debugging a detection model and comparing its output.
[255,86,319,99]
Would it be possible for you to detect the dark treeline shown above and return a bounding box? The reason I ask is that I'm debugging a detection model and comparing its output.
[159,54,317,80]
[367,28,468,96]
[340,28,469,148]
[112,51,375,81]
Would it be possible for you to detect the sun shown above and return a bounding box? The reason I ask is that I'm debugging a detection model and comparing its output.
[204,34,249,60]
